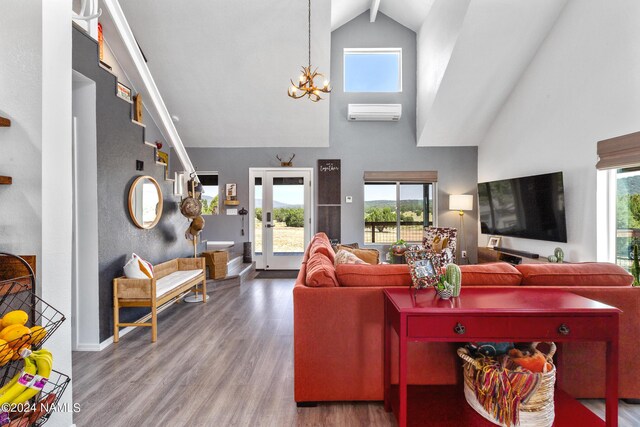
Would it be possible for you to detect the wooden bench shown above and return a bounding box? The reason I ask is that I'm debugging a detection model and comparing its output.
[113,257,206,343]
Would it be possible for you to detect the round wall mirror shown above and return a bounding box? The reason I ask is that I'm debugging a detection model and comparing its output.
[128,176,163,229]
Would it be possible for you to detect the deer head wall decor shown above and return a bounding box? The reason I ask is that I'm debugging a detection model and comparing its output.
[277,154,295,167]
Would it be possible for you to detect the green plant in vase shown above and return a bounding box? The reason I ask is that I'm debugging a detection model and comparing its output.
[632,243,640,287]
[434,275,454,300]
[388,239,407,264]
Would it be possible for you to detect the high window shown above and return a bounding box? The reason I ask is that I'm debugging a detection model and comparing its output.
[198,172,219,215]
[344,48,402,92]
[363,174,436,244]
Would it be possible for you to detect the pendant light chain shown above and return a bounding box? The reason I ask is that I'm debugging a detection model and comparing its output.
[308,0,311,68]
[287,0,331,102]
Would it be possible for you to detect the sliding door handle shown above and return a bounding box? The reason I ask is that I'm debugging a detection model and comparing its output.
[265,224,274,228]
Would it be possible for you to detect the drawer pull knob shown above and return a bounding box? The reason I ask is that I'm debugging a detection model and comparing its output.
[454,322,466,335]
[558,324,570,335]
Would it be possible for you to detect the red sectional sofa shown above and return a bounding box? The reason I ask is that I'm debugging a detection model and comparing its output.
[293,233,639,403]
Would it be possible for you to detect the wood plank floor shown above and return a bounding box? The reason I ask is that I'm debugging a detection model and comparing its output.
[73,278,640,426]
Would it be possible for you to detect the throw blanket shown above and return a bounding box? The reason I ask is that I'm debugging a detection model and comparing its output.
[472,357,542,427]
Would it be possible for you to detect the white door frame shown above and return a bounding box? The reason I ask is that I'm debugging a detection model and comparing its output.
[249,168,314,269]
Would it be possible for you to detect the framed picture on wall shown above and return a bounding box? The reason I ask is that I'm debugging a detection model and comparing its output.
[226,183,237,201]
[116,82,132,102]
[487,236,501,248]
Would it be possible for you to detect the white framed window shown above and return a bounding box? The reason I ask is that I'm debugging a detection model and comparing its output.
[344,48,402,93]
[198,172,219,215]
[599,167,640,270]
[363,182,435,244]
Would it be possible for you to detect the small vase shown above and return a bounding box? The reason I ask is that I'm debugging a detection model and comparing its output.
[437,288,453,300]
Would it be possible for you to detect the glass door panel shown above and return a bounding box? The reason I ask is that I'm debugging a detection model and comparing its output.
[250,169,312,270]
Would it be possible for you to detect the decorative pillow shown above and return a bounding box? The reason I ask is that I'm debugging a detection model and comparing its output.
[332,242,359,252]
[336,246,380,264]
[305,253,339,287]
[334,249,368,266]
[123,253,154,279]
[405,248,444,289]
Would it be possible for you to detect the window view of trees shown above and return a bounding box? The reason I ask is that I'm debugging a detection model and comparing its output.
[201,187,218,215]
[616,168,640,270]
[364,183,433,243]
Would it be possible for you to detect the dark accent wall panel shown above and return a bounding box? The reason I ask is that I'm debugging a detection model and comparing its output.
[73,27,192,342]
[316,206,341,243]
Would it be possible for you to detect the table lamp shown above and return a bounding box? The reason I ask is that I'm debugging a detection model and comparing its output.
[449,195,473,263]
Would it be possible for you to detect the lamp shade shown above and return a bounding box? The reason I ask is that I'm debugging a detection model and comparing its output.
[449,194,473,211]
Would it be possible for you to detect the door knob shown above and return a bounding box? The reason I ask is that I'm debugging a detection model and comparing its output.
[558,324,570,335]
[454,322,466,335]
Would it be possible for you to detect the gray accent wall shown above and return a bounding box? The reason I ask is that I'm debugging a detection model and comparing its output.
[176,12,478,261]
[73,27,192,342]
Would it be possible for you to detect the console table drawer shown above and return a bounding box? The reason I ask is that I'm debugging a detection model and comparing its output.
[407,316,511,338]
[407,315,610,340]
[512,316,610,340]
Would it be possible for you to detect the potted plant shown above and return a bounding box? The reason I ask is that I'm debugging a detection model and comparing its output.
[388,239,407,264]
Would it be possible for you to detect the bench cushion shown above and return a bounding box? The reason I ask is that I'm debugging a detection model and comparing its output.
[156,269,203,297]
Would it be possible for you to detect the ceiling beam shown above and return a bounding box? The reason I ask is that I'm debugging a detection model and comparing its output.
[370,0,381,23]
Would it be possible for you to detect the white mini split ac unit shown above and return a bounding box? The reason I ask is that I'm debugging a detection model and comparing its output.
[347,104,402,121]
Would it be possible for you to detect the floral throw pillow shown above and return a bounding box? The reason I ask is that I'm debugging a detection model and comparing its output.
[405,247,445,289]
[334,249,369,266]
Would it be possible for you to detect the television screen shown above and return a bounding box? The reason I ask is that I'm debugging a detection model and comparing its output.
[478,172,567,243]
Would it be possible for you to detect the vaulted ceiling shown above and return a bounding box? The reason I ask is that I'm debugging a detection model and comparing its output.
[331,0,435,32]
[116,0,568,148]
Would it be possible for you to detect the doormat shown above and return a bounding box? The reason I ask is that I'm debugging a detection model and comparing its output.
[255,270,299,279]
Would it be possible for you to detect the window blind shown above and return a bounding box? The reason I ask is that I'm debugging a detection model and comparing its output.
[597,131,640,170]
[363,171,438,183]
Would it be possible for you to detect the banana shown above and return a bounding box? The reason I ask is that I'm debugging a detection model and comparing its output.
[13,350,52,404]
[0,357,37,405]
[0,370,21,396]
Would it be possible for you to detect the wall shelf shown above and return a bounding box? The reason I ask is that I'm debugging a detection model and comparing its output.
[0,176,12,185]
[0,116,10,127]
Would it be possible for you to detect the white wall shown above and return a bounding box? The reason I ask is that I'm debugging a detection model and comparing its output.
[478,0,640,262]
[1,2,74,426]
[0,1,43,257]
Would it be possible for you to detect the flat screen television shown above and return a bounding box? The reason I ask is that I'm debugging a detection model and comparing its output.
[477,172,567,243]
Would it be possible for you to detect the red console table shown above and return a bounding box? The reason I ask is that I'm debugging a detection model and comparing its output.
[383,288,620,427]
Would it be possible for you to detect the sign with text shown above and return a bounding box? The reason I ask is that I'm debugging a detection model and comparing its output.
[317,159,341,205]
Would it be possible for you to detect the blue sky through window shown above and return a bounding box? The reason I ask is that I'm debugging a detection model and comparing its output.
[344,50,401,92]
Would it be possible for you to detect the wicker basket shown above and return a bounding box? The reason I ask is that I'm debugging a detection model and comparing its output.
[457,342,556,427]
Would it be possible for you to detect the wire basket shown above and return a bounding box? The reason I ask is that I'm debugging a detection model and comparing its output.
[0,280,65,366]
[0,364,70,427]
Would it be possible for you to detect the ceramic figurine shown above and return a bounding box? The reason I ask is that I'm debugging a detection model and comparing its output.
[554,247,564,263]
[445,264,462,297]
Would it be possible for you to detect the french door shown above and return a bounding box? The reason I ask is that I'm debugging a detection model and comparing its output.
[250,168,313,270]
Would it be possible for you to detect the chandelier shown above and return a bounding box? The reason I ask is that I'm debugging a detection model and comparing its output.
[288,0,331,102]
